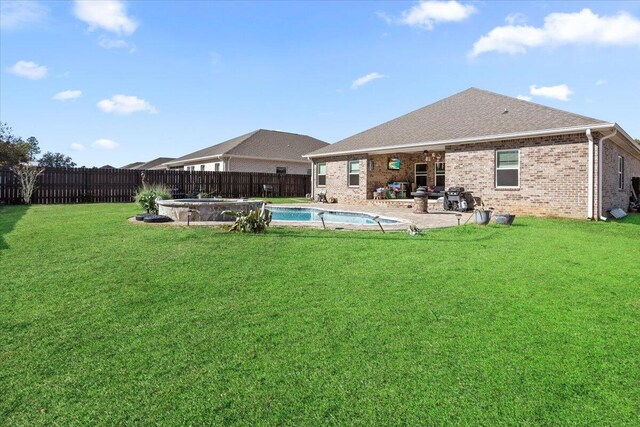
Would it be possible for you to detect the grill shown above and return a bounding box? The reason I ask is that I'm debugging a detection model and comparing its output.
[443,187,475,212]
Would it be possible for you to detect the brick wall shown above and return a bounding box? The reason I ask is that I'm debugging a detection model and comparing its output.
[312,133,640,218]
[601,140,640,215]
[446,133,590,218]
[313,155,368,203]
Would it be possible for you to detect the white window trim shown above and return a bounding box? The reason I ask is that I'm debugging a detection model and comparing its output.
[495,149,520,189]
[348,160,360,187]
[316,162,327,187]
[618,155,624,191]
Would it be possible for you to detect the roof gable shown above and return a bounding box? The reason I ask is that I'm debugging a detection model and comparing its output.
[307,88,608,157]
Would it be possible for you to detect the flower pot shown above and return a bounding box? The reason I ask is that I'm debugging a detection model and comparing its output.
[474,209,492,225]
[494,213,516,225]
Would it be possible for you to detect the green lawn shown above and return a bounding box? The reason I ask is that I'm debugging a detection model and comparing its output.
[1,204,639,425]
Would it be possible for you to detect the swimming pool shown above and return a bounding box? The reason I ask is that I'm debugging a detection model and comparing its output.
[270,207,401,225]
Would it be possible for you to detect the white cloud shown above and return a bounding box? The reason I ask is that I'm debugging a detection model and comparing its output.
[92,139,119,150]
[0,0,47,29]
[70,143,85,151]
[470,8,640,57]
[529,84,573,101]
[97,94,157,115]
[505,13,527,26]
[53,90,82,101]
[398,1,477,30]
[516,95,532,101]
[98,35,135,52]
[8,60,47,79]
[595,79,607,86]
[351,72,385,89]
[73,0,137,35]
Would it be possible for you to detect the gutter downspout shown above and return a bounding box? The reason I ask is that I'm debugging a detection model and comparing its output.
[586,129,594,219]
[598,129,618,221]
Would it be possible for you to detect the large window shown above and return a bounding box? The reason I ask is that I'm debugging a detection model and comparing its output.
[348,160,360,186]
[415,163,428,187]
[618,156,625,190]
[435,162,445,187]
[276,167,287,174]
[496,149,520,188]
[317,162,326,186]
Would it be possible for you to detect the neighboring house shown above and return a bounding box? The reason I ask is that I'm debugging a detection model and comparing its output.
[121,161,144,169]
[162,129,328,175]
[133,157,176,170]
[305,88,640,219]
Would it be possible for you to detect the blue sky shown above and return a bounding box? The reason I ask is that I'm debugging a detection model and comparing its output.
[1,0,639,167]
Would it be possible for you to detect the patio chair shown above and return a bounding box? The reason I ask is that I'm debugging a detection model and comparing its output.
[262,184,274,197]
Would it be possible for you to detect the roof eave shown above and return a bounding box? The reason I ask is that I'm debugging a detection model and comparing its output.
[304,123,616,159]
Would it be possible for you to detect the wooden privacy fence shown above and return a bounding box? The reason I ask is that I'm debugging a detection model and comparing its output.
[0,167,311,205]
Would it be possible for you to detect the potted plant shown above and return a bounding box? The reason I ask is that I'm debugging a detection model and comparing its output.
[473,201,492,225]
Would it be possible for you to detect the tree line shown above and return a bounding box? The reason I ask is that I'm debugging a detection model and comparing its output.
[1,122,76,168]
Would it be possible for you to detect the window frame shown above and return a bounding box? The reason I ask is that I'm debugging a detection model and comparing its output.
[618,155,625,191]
[316,162,326,187]
[348,160,360,187]
[434,162,446,187]
[495,149,520,189]
[415,163,428,187]
[276,166,287,174]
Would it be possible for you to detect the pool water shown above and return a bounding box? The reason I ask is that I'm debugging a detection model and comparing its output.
[270,207,400,225]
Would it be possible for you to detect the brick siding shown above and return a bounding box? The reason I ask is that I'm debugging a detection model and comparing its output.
[311,132,640,219]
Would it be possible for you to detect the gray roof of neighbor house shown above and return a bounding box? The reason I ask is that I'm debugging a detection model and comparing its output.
[165,129,328,166]
[121,161,144,169]
[131,157,176,170]
[306,87,610,157]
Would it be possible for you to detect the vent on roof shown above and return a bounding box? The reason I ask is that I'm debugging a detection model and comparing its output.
[502,108,509,114]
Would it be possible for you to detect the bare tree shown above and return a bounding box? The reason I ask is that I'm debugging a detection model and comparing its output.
[10,163,45,204]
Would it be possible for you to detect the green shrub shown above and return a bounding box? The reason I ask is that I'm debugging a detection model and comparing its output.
[135,185,171,213]
[223,206,272,233]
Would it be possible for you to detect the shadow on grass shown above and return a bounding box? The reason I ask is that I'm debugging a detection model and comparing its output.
[0,204,29,251]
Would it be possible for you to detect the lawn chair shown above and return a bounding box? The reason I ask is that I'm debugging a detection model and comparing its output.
[262,184,274,198]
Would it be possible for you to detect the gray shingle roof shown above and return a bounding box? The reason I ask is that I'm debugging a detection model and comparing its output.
[306,88,608,157]
[121,161,144,169]
[168,129,328,164]
[134,157,176,170]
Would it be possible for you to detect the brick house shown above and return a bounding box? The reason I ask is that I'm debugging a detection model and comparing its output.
[163,129,328,175]
[305,88,640,219]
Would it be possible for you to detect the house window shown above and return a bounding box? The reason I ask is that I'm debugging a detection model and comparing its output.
[317,162,326,186]
[200,165,205,171]
[214,162,221,172]
[276,167,287,174]
[415,163,428,187]
[496,149,520,188]
[348,160,360,186]
[186,165,195,172]
[435,162,446,187]
[306,168,312,176]
[618,156,625,190]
